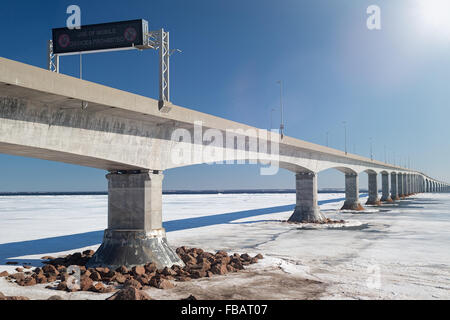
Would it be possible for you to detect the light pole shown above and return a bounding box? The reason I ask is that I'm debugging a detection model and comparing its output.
[276,80,284,138]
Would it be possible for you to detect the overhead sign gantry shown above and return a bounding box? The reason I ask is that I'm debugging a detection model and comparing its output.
[48,19,172,111]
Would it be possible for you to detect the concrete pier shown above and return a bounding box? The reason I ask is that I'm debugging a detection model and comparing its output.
[288,172,326,223]
[341,173,364,211]
[391,173,399,201]
[398,173,404,198]
[87,171,184,269]
[380,172,393,203]
[366,173,381,205]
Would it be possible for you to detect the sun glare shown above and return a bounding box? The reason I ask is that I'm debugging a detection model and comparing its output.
[416,0,450,37]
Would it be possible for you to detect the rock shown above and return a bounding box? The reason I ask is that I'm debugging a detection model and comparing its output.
[149,277,175,289]
[6,261,18,265]
[0,271,9,277]
[144,263,157,274]
[10,272,25,281]
[206,271,214,278]
[0,292,6,300]
[48,295,63,300]
[124,278,142,290]
[132,265,146,276]
[182,295,197,301]
[56,281,68,291]
[136,275,150,286]
[115,266,128,274]
[15,267,24,272]
[80,276,93,291]
[42,264,59,276]
[106,287,152,300]
[89,271,102,281]
[250,258,259,264]
[161,267,177,276]
[23,265,32,270]
[20,277,36,287]
[177,276,192,282]
[227,265,236,273]
[240,253,251,261]
[255,254,264,259]
[89,282,106,293]
[83,250,95,257]
[115,274,127,284]
[35,274,47,284]
[211,263,228,275]
[181,254,197,265]
[190,270,206,279]
[95,267,110,275]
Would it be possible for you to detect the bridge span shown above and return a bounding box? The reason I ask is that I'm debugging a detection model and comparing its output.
[0,57,448,268]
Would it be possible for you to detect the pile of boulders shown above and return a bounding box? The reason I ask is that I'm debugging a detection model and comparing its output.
[0,247,263,294]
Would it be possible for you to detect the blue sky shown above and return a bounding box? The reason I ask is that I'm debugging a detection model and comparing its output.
[0,0,449,191]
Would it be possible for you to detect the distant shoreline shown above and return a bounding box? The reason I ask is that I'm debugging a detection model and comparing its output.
[0,189,350,196]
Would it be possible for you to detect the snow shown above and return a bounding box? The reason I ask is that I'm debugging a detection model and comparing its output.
[0,192,449,300]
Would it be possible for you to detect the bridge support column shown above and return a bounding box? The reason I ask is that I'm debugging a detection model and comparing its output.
[366,173,381,205]
[341,173,364,211]
[380,173,392,202]
[391,173,399,201]
[398,173,404,199]
[288,172,326,223]
[87,170,184,269]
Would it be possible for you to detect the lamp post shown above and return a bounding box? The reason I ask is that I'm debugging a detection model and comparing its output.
[276,80,284,138]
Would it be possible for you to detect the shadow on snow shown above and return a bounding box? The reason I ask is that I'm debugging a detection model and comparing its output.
[0,194,360,265]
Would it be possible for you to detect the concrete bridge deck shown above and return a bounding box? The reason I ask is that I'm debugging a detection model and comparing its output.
[1,57,448,268]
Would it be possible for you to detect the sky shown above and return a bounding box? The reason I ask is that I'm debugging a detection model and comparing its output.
[0,0,449,191]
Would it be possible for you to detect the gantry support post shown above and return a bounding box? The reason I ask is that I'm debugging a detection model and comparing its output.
[288,172,326,223]
[341,173,364,211]
[87,170,184,269]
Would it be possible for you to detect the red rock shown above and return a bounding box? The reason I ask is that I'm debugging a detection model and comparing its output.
[250,258,259,264]
[161,267,177,276]
[106,287,152,300]
[132,265,146,276]
[15,267,24,273]
[115,274,127,284]
[255,254,264,259]
[0,271,9,277]
[150,277,175,289]
[211,263,228,275]
[181,254,197,265]
[144,263,157,274]
[83,250,95,257]
[136,275,150,286]
[89,282,106,293]
[89,271,102,281]
[42,264,59,275]
[6,296,30,300]
[190,270,206,279]
[240,253,251,261]
[115,266,128,274]
[56,281,68,291]
[10,273,25,281]
[23,265,32,270]
[227,265,237,272]
[48,295,63,300]
[124,278,142,290]
[80,276,93,291]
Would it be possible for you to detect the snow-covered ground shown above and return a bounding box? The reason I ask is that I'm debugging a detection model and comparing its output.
[0,192,449,300]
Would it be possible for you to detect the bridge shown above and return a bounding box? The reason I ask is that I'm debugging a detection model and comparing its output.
[0,57,448,268]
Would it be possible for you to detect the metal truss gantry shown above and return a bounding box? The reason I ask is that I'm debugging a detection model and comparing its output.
[47,28,172,112]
